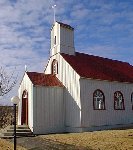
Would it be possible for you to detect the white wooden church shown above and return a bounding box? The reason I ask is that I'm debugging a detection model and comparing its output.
[18,22,133,134]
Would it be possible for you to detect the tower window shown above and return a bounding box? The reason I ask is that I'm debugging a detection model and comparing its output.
[52,59,58,75]
[54,36,56,45]
[93,89,105,110]
[114,91,125,110]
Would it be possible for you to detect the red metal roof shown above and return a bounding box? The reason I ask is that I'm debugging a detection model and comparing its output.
[61,52,133,83]
[27,72,63,87]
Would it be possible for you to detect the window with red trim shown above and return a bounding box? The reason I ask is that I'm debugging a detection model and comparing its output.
[51,59,58,75]
[114,91,125,110]
[131,92,133,110]
[93,89,105,110]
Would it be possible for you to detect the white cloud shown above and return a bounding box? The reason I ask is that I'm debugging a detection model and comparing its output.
[79,44,133,66]
[0,0,133,104]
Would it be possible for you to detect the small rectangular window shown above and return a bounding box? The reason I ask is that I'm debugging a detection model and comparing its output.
[54,36,56,45]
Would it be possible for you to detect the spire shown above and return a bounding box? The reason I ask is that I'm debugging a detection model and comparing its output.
[52,4,56,23]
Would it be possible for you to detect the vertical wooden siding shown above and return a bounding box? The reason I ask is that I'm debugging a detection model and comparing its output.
[33,86,64,134]
[80,78,133,127]
[60,26,75,55]
[51,23,75,56]
[45,53,81,127]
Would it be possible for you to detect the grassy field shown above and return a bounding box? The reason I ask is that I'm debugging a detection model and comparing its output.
[0,129,133,150]
[40,129,133,150]
[0,139,26,150]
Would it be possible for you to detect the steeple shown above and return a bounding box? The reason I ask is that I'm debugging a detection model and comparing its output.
[52,5,56,23]
[50,21,75,56]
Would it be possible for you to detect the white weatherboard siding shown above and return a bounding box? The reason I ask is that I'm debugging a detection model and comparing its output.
[80,78,133,129]
[33,86,64,134]
[59,26,75,55]
[51,22,75,56]
[51,23,60,56]
[45,53,81,130]
[18,73,34,132]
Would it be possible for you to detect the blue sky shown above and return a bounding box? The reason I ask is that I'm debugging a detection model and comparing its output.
[0,0,133,104]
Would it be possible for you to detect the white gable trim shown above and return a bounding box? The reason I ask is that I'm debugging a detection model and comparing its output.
[18,73,34,131]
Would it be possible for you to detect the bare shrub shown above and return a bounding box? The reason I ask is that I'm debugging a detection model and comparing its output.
[0,106,15,128]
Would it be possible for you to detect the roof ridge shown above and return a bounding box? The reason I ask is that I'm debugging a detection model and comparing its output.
[75,52,129,65]
[27,71,43,74]
[57,21,74,30]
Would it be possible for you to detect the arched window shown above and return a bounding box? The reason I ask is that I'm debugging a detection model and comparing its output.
[22,90,28,99]
[114,91,125,110]
[131,92,133,110]
[93,89,105,110]
[51,59,58,75]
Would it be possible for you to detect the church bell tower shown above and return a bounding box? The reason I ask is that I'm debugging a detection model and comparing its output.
[50,22,75,56]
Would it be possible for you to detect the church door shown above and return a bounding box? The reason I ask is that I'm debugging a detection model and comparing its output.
[21,91,28,125]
